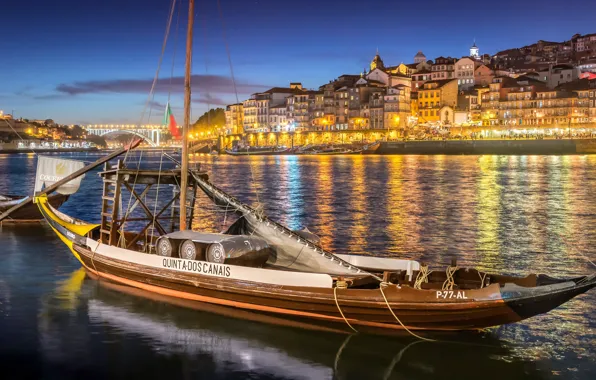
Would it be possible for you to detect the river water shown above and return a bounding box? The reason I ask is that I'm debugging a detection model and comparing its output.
[0,152,595,379]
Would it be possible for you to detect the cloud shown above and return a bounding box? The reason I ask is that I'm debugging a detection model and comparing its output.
[148,100,167,109]
[55,75,270,97]
[193,94,228,106]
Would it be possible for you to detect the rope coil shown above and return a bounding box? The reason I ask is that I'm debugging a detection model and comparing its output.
[413,265,432,290]
[442,266,458,291]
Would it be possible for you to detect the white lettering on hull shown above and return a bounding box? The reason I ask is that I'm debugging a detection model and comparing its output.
[87,238,332,288]
[436,290,468,299]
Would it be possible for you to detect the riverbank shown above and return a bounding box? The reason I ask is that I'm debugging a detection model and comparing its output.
[376,138,596,155]
[0,147,99,155]
[218,138,596,156]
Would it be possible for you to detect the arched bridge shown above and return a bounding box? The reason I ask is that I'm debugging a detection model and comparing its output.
[85,124,169,146]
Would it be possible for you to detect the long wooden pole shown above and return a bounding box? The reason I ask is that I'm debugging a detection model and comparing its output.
[0,139,142,222]
[180,0,195,230]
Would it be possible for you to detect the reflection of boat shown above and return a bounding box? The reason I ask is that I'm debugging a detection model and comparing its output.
[0,193,69,222]
[36,269,551,380]
[225,146,290,156]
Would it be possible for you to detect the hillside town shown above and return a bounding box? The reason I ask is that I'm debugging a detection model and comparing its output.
[222,33,596,147]
[0,111,98,151]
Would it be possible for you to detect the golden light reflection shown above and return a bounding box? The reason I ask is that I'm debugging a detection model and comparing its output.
[385,155,411,253]
[310,156,335,250]
[475,155,503,269]
[347,155,368,253]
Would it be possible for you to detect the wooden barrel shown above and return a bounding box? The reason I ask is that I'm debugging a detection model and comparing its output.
[156,237,178,257]
[206,237,271,267]
[179,239,199,260]
[206,242,225,264]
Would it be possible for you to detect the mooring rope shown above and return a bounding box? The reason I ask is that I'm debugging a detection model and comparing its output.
[379,282,435,342]
[333,334,353,377]
[333,285,358,333]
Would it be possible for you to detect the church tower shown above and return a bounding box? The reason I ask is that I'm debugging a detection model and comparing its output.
[370,49,385,71]
[470,40,479,59]
[414,51,426,64]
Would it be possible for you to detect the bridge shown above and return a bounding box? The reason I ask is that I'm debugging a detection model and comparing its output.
[85,124,169,146]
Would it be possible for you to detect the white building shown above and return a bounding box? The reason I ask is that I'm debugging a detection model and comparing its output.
[455,57,482,89]
[243,85,303,132]
[268,104,287,132]
[224,103,243,135]
[383,85,411,129]
[470,41,479,59]
[536,64,580,89]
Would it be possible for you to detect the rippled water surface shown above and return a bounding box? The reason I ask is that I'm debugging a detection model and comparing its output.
[1,152,595,379]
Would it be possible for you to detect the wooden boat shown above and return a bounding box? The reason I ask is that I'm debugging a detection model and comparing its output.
[0,193,68,222]
[35,0,596,336]
[35,165,596,333]
[311,147,359,155]
[225,147,290,156]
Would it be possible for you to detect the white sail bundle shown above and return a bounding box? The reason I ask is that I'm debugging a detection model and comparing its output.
[34,156,86,195]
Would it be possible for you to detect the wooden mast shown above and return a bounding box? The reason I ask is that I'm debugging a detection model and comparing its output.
[180,0,195,230]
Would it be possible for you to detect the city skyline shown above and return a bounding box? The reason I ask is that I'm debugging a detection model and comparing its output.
[3,0,596,125]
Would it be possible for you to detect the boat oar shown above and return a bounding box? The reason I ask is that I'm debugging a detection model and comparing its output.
[0,138,142,222]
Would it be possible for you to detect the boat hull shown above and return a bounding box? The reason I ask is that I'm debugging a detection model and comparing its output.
[0,193,69,222]
[225,148,291,156]
[69,242,596,332]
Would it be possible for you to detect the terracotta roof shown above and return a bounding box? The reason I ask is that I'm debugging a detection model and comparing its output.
[420,79,456,89]
[413,68,432,75]
[263,87,306,94]
[556,78,596,91]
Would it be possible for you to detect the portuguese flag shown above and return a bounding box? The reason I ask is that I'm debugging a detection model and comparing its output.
[163,102,180,139]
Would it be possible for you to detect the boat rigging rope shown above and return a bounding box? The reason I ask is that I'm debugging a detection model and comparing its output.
[478,271,488,288]
[120,0,176,245]
[560,235,596,269]
[413,265,432,290]
[216,0,262,209]
[442,266,458,291]
[379,282,436,342]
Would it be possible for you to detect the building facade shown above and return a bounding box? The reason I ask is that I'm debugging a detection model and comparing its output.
[225,103,243,135]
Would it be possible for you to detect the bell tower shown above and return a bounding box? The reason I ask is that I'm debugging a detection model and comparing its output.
[470,40,479,59]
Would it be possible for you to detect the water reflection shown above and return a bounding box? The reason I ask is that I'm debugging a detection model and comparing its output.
[1,153,595,378]
[34,269,553,380]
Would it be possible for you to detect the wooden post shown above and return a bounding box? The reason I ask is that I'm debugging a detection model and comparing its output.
[180,0,195,231]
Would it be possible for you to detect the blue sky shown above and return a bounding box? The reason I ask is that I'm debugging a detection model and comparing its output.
[2,0,596,125]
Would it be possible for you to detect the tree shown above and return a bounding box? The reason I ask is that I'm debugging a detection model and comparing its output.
[70,125,86,139]
[86,134,107,148]
[191,108,225,137]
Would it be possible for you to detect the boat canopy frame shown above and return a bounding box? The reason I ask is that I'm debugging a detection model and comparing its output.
[98,160,206,252]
